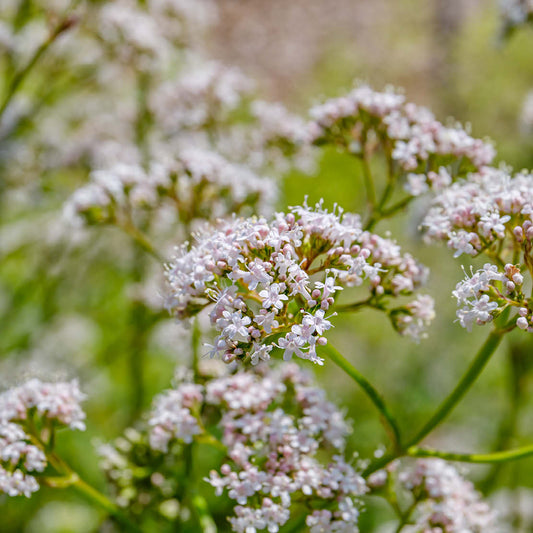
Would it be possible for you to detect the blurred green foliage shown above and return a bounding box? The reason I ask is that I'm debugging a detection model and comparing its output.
[2,1,533,532]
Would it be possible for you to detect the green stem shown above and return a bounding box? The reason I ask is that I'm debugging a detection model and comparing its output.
[407,328,504,446]
[364,328,505,476]
[0,16,76,121]
[360,151,377,210]
[393,497,419,533]
[481,341,527,492]
[45,453,142,532]
[120,220,163,262]
[380,196,414,218]
[184,311,218,533]
[408,444,533,464]
[127,238,150,423]
[190,493,217,533]
[135,71,151,169]
[364,194,413,232]
[71,476,122,516]
[321,343,402,451]
[195,433,227,452]
[335,297,379,313]
[128,303,148,422]
[191,316,201,382]
[184,438,217,531]
[378,180,395,210]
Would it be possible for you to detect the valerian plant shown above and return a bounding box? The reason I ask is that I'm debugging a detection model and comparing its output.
[1,1,533,533]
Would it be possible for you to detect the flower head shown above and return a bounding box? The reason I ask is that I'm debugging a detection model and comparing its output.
[165,201,431,365]
[0,379,86,498]
[144,363,367,532]
[398,459,497,532]
[309,84,494,190]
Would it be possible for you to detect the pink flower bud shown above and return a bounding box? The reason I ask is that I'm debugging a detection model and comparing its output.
[512,273,524,285]
[517,317,529,330]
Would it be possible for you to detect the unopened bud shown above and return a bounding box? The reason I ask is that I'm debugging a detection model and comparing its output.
[517,317,529,330]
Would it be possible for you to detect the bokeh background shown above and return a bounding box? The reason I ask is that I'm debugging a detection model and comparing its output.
[2,0,533,531]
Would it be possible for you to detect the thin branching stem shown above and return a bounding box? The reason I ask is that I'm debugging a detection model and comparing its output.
[364,328,506,476]
[321,343,402,452]
[0,15,76,121]
[41,450,142,532]
[407,444,533,464]
[120,220,164,262]
[407,328,505,446]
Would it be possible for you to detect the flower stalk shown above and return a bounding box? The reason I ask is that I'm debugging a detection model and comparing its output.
[407,328,505,446]
[321,343,402,452]
[407,444,533,464]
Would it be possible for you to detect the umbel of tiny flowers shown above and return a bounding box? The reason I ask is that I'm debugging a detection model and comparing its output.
[307,84,495,207]
[150,59,255,133]
[148,56,313,174]
[368,458,497,532]
[145,363,367,533]
[0,379,86,498]
[63,147,277,248]
[452,263,525,331]
[94,0,218,70]
[422,166,533,332]
[164,200,433,366]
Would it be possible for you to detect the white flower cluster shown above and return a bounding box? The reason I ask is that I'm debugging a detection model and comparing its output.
[309,84,494,185]
[147,364,367,533]
[391,294,436,342]
[422,166,533,258]
[64,148,276,227]
[251,101,313,149]
[165,201,431,365]
[244,100,317,174]
[0,423,46,497]
[453,263,526,331]
[97,0,217,69]
[0,379,86,498]
[149,383,203,452]
[404,167,452,197]
[209,366,367,533]
[151,60,254,132]
[399,459,497,532]
[3,1,307,228]
[0,0,79,65]
[0,379,86,431]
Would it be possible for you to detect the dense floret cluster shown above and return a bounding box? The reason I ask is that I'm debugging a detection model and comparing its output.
[0,380,86,497]
[151,60,254,132]
[64,148,276,228]
[165,201,432,364]
[0,423,46,497]
[308,85,494,189]
[422,167,533,258]
[96,0,217,68]
[422,167,533,331]
[147,364,367,533]
[0,379,86,431]
[399,459,497,532]
[452,263,525,331]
